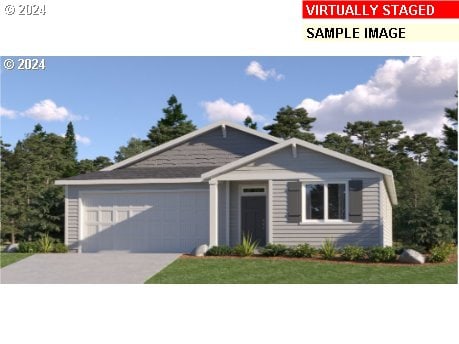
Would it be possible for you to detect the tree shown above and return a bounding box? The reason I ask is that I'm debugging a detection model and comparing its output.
[115,138,151,162]
[78,156,112,173]
[395,133,439,165]
[443,92,457,161]
[147,95,196,147]
[263,106,316,142]
[321,133,357,155]
[243,116,257,130]
[63,122,78,176]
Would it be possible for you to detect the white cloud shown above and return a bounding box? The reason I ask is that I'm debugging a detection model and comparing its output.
[0,106,17,119]
[245,61,284,81]
[23,99,81,121]
[76,134,91,145]
[202,98,265,123]
[298,57,457,139]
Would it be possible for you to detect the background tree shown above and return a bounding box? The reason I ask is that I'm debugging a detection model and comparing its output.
[77,156,112,174]
[321,133,357,155]
[263,106,316,142]
[243,116,257,130]
[63,122,78,176]
[147,95,196,147]
[114,138,151,162]
[443,92,457,161]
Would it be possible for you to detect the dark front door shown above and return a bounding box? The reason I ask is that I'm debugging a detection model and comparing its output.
[241,196,266,246]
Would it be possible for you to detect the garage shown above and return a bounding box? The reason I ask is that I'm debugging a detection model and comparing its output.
[80,190,209,253]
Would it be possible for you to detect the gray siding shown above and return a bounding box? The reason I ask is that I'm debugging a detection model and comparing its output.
[381,180,393,246]
[124,127,275,169]
[271,179,381,247]
[66,183,209,251]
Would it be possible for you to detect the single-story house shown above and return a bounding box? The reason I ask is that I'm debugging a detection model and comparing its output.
[56,121,397,253]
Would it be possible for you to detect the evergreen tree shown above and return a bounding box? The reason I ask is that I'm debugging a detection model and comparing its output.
[322,133,356,155]
[115,138,151,162]
[263,106,316,142]
[78,156,112,173]
[147,95,196,147]
[442,92,457,161]
[63,122,78,176]
[243,116,257,130]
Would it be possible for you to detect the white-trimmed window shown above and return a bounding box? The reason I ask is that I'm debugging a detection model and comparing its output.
[302,182,348,222]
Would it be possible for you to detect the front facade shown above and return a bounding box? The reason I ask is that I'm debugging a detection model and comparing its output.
[56,121,397,253]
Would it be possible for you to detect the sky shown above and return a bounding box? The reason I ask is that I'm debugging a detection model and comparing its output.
[1,56,457,160]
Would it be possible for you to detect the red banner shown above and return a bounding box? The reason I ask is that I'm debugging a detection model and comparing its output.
[302,1,459,18]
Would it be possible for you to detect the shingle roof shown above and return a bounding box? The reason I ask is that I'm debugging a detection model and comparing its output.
[63,166,216,180]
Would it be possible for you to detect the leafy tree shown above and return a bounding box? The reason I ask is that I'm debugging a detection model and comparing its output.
[78,156,112,173]
[443,92,457,161]
[263,106,316,142]
[243,116,257,130]
[115,137,151,162]
[147,95,196,147]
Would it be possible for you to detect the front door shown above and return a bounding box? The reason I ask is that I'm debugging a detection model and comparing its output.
[241,196,266,246]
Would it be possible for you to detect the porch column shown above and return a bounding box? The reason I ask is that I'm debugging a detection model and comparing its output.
[209,180,219,247]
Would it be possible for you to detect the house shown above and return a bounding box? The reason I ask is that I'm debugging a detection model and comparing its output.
[55,121,397,253]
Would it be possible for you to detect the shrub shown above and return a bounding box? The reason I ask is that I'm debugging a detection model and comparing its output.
[36,234,54,253]
[261,243,288,257]
[320,239,337,260]
[429,243,454,263]
[18,241,38,253]
[286,243,316,258]
[367,246,396,263]
[206,245,233,256]
[341,245,366,261]
[53,242,69,253]
[233,233,258,257]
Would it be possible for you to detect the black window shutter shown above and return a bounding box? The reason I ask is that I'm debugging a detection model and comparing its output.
[287,181,301,223]
[348,180,363,223]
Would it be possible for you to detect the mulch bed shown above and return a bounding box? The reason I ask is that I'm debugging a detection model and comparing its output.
[182,251,458,267]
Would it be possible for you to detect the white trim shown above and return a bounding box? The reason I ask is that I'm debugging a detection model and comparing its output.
[379,177,385,247]
[78,195,83,253]
[225,181,230,246]
[292,143,297,158]
[268,180,273,244]
[201,137,397,206]
[209,180,219,247]
[101,120,281,171]
[64,186,68,246]
[55,178,203,185]
[222,124,227,138]
[301,181,349,223]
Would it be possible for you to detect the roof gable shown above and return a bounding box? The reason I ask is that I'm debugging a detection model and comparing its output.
[103,121,281,171]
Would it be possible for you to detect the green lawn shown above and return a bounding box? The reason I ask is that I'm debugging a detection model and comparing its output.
[0,253,33,268]
[146,256,458,284]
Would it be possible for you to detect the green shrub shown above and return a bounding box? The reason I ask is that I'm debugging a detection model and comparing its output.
[367,246,396,263]
[53,242,69,253]
[233,233,258,257]
[341,245,366,261]
[261,243,288,257]
[36,234,54,253]
[206,245,233,256]
[286,243,316,258]
[430,243,454,263]
[18,241,38,253]
[320,239,337,260]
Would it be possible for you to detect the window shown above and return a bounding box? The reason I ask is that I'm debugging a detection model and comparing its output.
[303,182,347,221]
[241,186,266,196]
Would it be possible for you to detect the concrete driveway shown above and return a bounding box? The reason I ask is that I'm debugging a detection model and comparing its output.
[0,253,180,284]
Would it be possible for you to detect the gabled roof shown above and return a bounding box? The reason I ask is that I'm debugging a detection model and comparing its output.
[202,138,398,205]
[102,120,282,171]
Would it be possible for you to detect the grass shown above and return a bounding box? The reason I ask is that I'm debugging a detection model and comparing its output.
[146,256,457,284]
[0,252,33,268]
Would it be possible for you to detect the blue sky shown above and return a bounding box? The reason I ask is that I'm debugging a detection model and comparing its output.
[1,56,457,160]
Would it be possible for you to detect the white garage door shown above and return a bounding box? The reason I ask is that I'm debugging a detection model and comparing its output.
[81,190,209,253]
